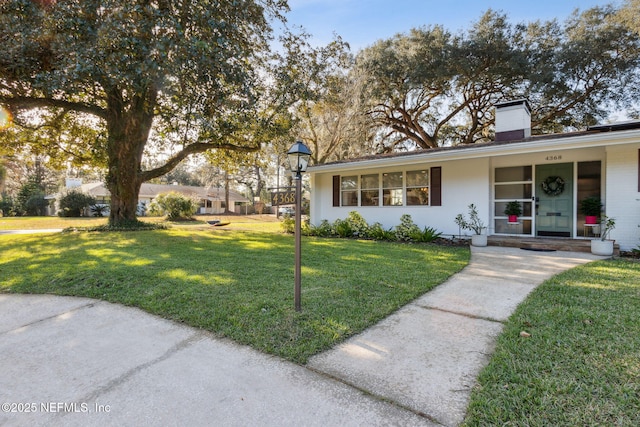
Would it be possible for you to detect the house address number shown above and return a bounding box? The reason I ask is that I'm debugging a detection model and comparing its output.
[271,191,296,205]
[545,154,563,161]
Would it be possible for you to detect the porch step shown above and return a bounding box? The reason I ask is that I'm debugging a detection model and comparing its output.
[487,236,620,255]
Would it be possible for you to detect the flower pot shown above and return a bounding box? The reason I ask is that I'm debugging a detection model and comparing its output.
[585,215,598,225]
[508,215,518,223]
[591,239,614,256]
[471,234,487,247]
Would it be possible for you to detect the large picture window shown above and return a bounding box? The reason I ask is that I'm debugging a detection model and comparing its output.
[360,174,379,206]
[332,167,441,208]
[383,172,403,206]
[406,170,429,205]
[341,176,358,206]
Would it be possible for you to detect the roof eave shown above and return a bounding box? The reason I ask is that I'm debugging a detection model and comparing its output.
[308,129,640,174]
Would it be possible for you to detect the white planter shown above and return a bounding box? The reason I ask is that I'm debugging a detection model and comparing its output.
[591,239,614,256]
[471,234,487,247]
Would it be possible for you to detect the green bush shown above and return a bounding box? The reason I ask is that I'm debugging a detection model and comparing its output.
[333,218,353,238]
[25,193,48,216]
[0,193,14,216]
[395,214,421,242]
[280,216,295,234]
[58,191,96,217]
[16,180,47,216]
[287,212,441,244]
[307,219,333,237]
[368,222,395,241]
[411,226,443,243]
[148,191,197,220]
[90,204,109,217]
[346,211,370,238]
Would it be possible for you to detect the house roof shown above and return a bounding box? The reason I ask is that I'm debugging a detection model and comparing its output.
[75,182,250,203]
[308,121,640,173]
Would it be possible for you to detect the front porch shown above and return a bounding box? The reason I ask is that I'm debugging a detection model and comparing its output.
[487,235,620,255]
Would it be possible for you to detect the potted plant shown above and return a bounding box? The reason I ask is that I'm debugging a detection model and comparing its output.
[455,203,487,246]
[580,196,603,225]
[504,201,522,223]
[591,216,615,256]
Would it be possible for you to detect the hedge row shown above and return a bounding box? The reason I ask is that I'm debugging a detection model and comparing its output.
[281,211,442,243]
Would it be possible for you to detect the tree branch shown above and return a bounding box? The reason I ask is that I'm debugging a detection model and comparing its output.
[1,96,107,119]
[139,142,260,182]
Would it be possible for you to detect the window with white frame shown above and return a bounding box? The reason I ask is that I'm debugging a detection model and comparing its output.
[341,175,358,206]
[360,174,379,206]
[333,167,441,207]
[406,170,429,205]
[382,172,403,206]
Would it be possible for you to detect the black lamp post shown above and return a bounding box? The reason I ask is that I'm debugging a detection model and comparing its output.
[287,141,312,312]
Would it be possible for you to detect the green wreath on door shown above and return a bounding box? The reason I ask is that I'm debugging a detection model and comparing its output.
[541,176,565,197]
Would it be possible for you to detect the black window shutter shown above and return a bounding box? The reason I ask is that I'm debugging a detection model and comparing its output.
[431,167,442,206]
[333,175,340,206]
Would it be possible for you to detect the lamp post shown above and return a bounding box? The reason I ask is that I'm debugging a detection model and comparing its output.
[287,141,312,312]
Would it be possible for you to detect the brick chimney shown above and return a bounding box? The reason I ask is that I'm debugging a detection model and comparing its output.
[495,99,531,141]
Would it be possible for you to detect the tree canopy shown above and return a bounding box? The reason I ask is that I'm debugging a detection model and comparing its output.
[354,5,640,150]
[0,0,289,225]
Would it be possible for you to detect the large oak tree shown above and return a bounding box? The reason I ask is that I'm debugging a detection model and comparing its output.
[0,0,288,225]
[355,6,640,150]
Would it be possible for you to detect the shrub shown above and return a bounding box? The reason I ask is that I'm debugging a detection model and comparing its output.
[368,222,395,241]
[148,191,197,220]
[455,203,486,235]
[333,218,353,238]
[307,219,333,237]
[412,226,443,243]
[90,204,109,217]
[0,193,15,216]
[16,180,47,216]
[25,193,48,216]
[280,216,295,234]
[58,191,96,217]
[346,211,370,238]
[394,214,420,242]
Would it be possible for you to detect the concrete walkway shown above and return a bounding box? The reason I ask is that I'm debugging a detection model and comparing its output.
[0,247,606,426]
[0,229,63,235]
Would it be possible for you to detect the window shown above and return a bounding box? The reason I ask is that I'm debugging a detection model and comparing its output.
[406,170,429,205]
[383,172,403,206]
[341,176,358,206]
[494,166,532,235]
[332,167,442,208]
[360,174,379,206]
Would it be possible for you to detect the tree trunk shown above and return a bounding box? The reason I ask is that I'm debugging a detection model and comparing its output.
[105,98,154,226]
[224,170,230,214]
[107,163,143,225]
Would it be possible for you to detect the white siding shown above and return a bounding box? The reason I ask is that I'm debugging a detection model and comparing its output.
[309,129,640,249]
[310,158,491,237]
[604,144,640,251]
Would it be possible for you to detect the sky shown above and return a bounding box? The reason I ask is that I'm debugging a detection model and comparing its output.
[285,0,619,51]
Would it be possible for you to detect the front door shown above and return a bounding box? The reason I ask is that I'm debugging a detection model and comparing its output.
[536,163,573,237]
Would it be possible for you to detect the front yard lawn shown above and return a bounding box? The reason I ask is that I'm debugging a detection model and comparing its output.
[0,228,468,363]
[464,259,640,426]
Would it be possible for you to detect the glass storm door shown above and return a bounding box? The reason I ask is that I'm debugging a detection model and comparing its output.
[536,163,573,237]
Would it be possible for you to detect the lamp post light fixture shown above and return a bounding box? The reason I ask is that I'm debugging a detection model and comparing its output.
[287,141,312,312]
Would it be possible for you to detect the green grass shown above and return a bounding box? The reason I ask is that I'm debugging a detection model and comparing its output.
[0,228,469,363]
[463,259,640,426]
[0,214,281,232]
[0,216,110,230]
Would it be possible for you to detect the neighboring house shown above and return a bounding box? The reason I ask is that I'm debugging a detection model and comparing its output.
[308,100,640,251]
[52,181,251,215]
